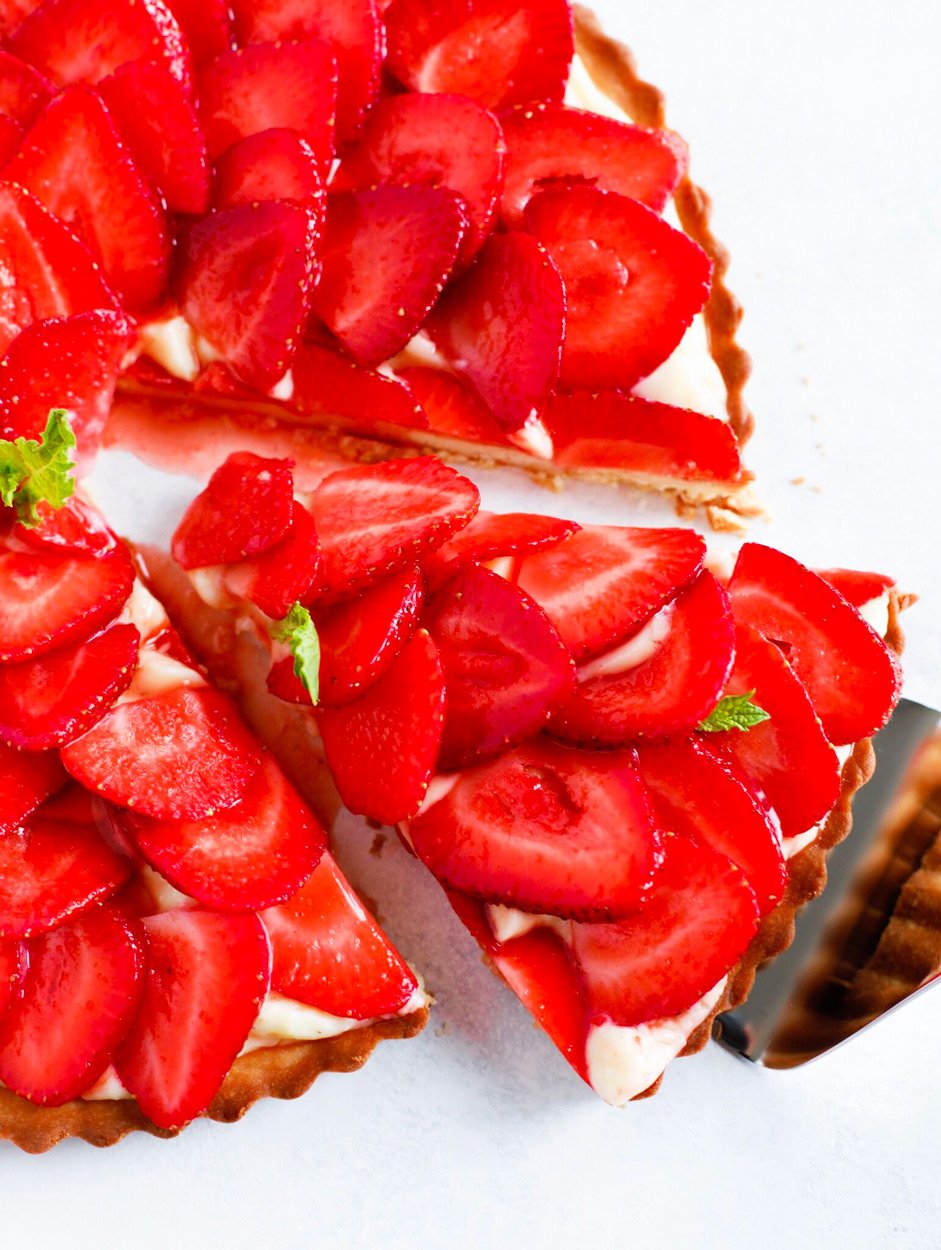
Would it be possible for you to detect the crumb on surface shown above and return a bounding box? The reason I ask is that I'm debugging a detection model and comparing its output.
[370,832,387,858]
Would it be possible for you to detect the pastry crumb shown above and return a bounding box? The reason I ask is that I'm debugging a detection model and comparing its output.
[790,476,805,486]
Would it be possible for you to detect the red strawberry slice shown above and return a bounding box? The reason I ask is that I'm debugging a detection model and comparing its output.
[307,456,479,601]
[175,200,318,391]
[40,783,96,825]
[99,59,209,215]
[0,0,37,37]
[570,830,758,1026]
[0,940,25,1020]
[122,753,327,910]
[410,738,661,919]
[8,0,191,89]
[14,495,118,558]
[426,564,576,767]
[636,738,785,913]
[291,342,429,432]
[545,390,744,484]
[0,541,136,663]
[0,50,53,128]
[0,621,140,750]
[524,186,712,390]
[163,0,233,64]
[0,814,132,939]
[550,572,735,744]
[61,686,263,821]
[815,567,896,609]
[428,230,564,435]
[171,451,296,570]
[728,543,902,745]
[224,500,322,619]
[385,0,574,111]
[517,524,706,662]
[0,741,66,830]
[0,115,23,164]
[0,309,134,453]
[423,509,579,589]
[228,0,382,141]
[500,103,687,229]
[114,909,270,1130]
[309,186,468,367]
[5,85,172,310]
[197,39,337,171]
[0,905,143,1105]
[395,365,510,445]
[334,92,506,262]
[262,850,418,1018]
[212,128,324,210]
[0,180,117,354]
[318,628,444,824]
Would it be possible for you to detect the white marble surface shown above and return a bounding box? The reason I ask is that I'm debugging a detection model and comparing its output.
[4,3,941,1247]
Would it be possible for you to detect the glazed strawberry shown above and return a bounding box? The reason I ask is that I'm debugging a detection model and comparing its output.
[175,200,318,391]
[385,0,574,111]
[292,342,429,431]
[61,686,263,821]
[262,851,419,1018]
[517,524,706,662]
[0,0,36,37]
[307,457,479,601]
[0,810,132,939]
[334,92,506,261]
[570,830,759,1026]
[309,186,468,367]
[121,754,327,910]
[5,85,172,310]
[0,541,135,663]
[0,740,66,830]
[225,500,322,619]
[318,628,444,824]
[427,230,564,435]
[197,39,337,170]
[13,494,117,557]
[423,509,580,589]
[163,0,233,63]
[409,738,661,920]
[0,621,140,750]
[0,50,53,128]
[728,543,901,744]
[550,572,735,744]
[171,451,296,570]
[524,186,712,390]
[709,623,842,839]
[815,567,896,609]
[500,103,687,229]
[212,128,323,210]
[426,564,576,767]
[114,909,271,1130]
[0,905,143,1105]
[0,115,23,163]
[0,941,24,1020]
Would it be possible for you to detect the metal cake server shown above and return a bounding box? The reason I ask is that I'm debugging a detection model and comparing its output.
[716,697,941,1068]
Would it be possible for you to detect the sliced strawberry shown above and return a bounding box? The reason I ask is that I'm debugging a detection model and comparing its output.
[14,495,118,558]
[550,572,735,744]
[99,59,209,215]
[197,39,337,171]
[395,364,509,445]
[0,50,53,128]
[5,85,172,310]
[334,92,505,261]
[524,186,712,390]
[212,128,324,210]
[122,753,327,910]
[385,0,574,111]
[309,186,467,367]
[61,686,263,821]
[0,814,132,939]
[500,103,687,229]
[0,741,67,830]
[163,0,233,63]
[175,200,318,391]
[224,500,321,619]
[0,0,37,38]
[0,180,117,354]
[0,905,143,1104]
[114,909,270,1130]
[0,115,23,163]
[8,0,190,88]
[318,628,444,823]
[428,230,564,435]
[815,567,896,609]
[728,544,901,745]
[307,456,479,601]
[291,342,429,431]
[570,830,758,1026]
[262,850,418,1018]
[171,451,296,570]
[410,738,661,919]
[427,565,576,767]
[0,541,135,663]
[423,509,579,589]
[0,621,140,750]
[517,524,706,662]
[0,940,25,1020]
[40,783,96,825]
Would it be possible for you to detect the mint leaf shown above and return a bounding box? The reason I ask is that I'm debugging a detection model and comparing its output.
[0,409,77,526]
[270,602,320,705]
[698,690,770,733]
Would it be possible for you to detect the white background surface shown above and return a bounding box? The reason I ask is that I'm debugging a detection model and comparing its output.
[4,2,941,1247]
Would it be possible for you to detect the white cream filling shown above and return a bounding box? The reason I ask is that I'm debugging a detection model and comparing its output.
[576,602,675,681]
[118,580,170,642]
[117,646,207,704]
[138,313,200,383]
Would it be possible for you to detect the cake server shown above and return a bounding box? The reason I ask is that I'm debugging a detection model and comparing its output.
[716,697,941,1067]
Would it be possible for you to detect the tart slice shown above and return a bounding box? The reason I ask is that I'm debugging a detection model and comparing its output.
[149,451,903,1105]
[0,421,427,1153]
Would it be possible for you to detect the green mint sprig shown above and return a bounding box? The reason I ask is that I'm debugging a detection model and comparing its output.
[270,601,320,705]
[0,409,77,526]
[698,690,770,733]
